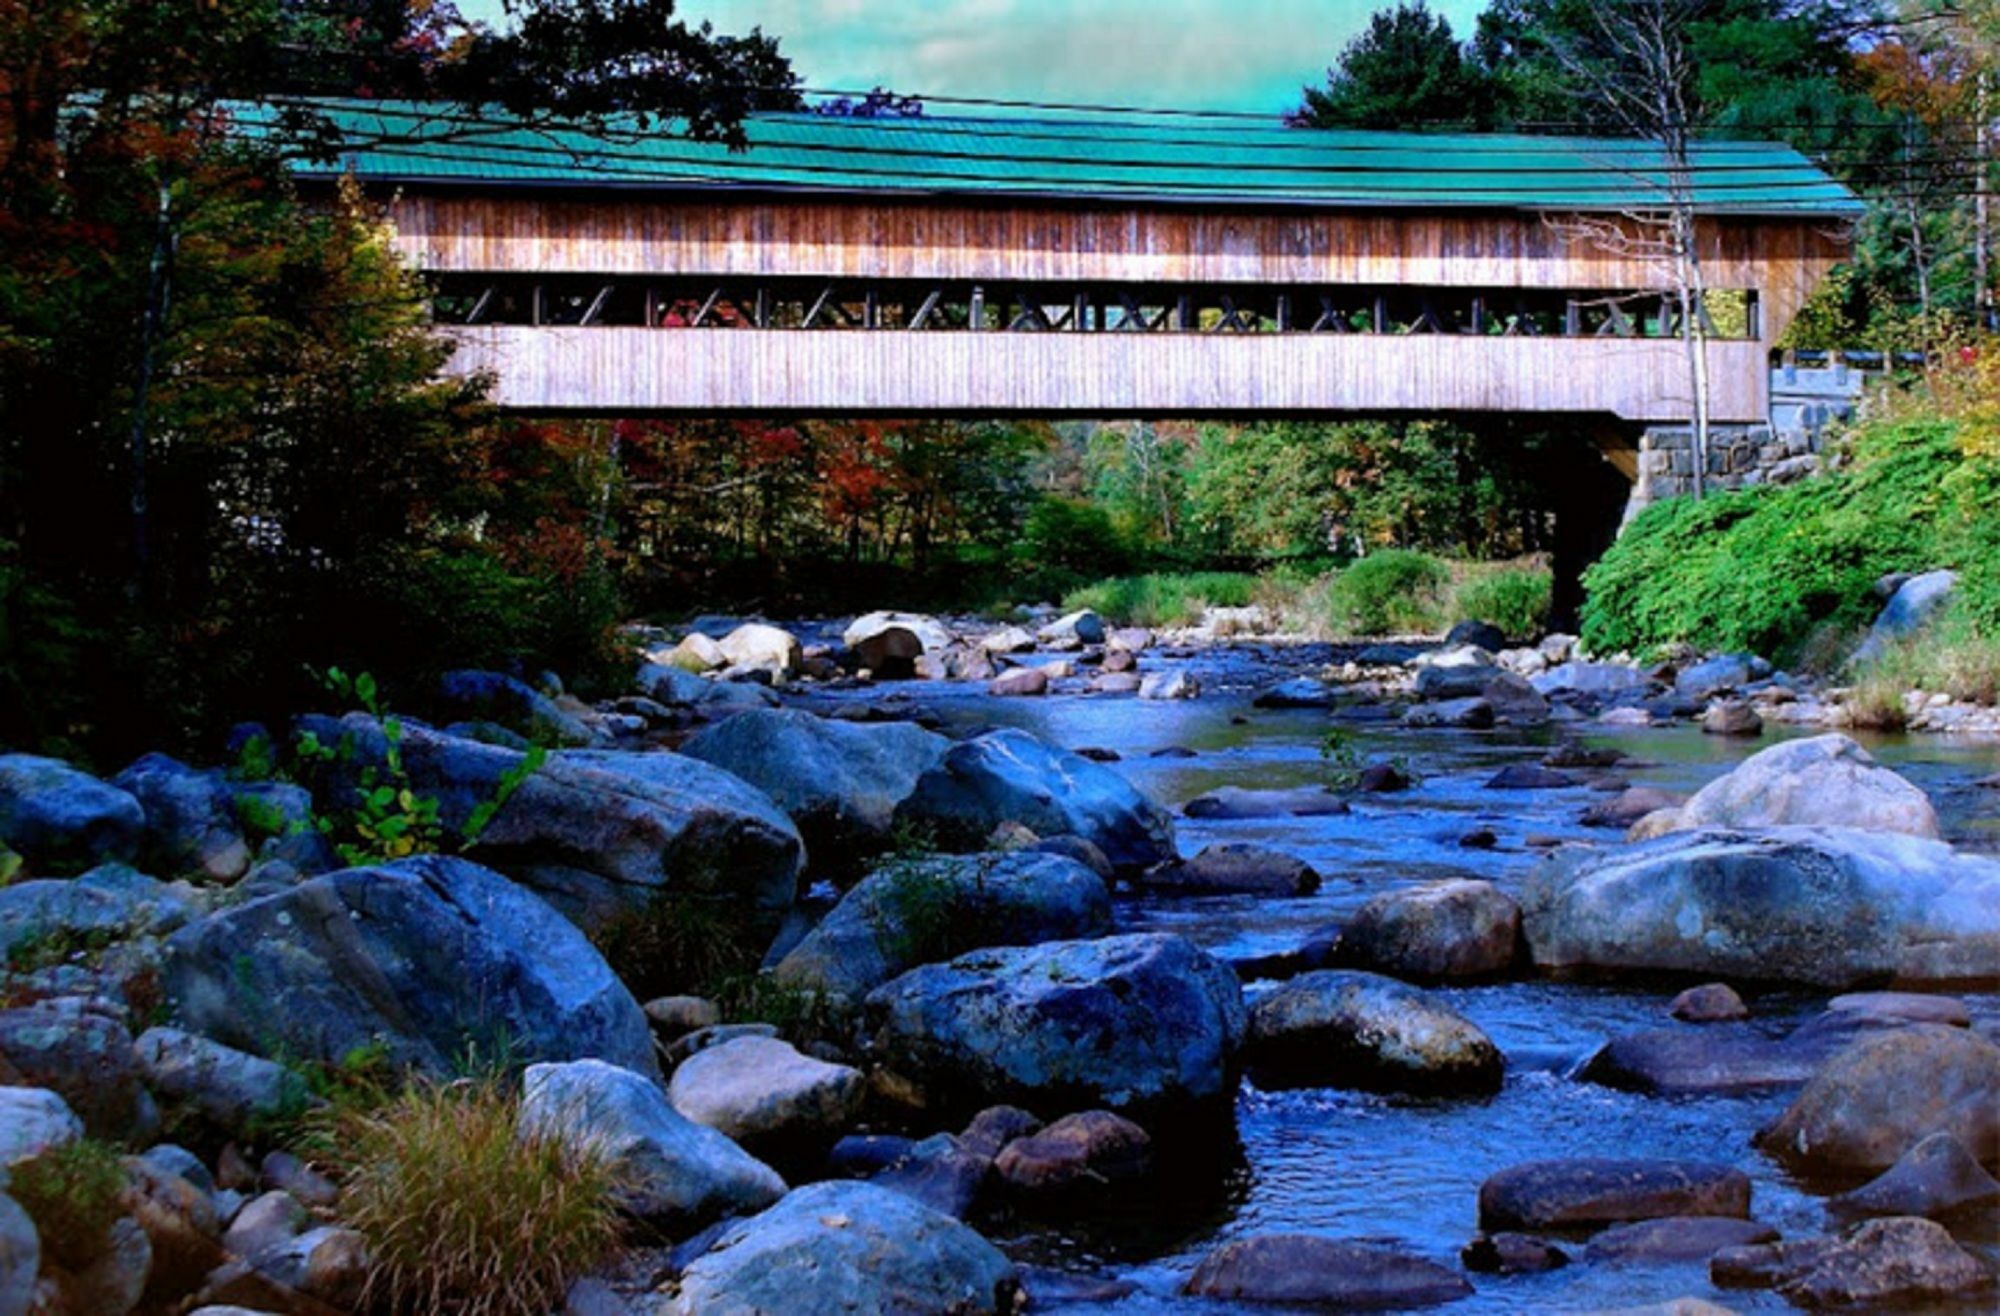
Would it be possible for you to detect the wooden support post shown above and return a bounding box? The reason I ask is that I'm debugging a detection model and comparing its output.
[1469,296,1485,335]
[969,286,986,330]
[754,287,770,328]
[532,284,545,327]
[1276,294,1292,333]
[466,286,494,325]
[909,289,942,330]
[580,285,613,326]
[1372,295,1388,334]
[864,289,879,330]
[1074,293,1089,332]
[1175,293,1193,331]
[1564,299,1581,337]
[690,287,723,328]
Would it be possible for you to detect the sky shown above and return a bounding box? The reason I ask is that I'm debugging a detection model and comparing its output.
[453,0,1490,115]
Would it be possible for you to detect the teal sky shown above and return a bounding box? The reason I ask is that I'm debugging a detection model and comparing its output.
[454,1,1490,115]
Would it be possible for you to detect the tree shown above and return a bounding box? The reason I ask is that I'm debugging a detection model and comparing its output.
[1292,2,1496,129]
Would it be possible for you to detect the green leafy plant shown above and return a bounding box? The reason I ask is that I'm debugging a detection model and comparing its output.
[1452,567,1552,641]
[331,1077,626,1316]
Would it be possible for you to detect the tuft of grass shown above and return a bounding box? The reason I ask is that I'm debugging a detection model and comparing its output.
[1062,571,1261,628]
[332,1078,626,1316]
[1843,612,2000,724]
[1451,565,1552,642]
[1322,550,1451,636]
[8,1138,128,1271]
[590,889,766,1001]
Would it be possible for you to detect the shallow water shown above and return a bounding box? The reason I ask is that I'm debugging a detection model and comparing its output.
[804,643,2000,1313]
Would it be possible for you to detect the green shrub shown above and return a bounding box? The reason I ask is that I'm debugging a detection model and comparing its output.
[590,890,765,1001]
[1323,550,1450,635]
[1580,420,1954,661]
[1452,567,1552,642]
[333,1079,625,1316]
[8,1139,128,1270]
[1062,571,1259,627]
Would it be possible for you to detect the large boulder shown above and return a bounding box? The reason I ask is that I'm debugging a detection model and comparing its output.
[716,624,802,679]
[893,728,1175,874]
[1831,1133,2000,1219]
[0,1003,155,1143]
[669,1181,1019,1316]
[1532,662,1650,698]
[1182,786,1349,819]
[436,670,594,747]
[1478,1159,1752,1231]
[0,755,143,875]
[1142,844,1319,898]
[1712,1216,1991,1308]
[680,709,946,876]
[295,715,803,936]
[1757,1025,2000,1174]
[993,1111,1151,1197]
[162,855,658,1078]
[1037,610,1105,647]
[111,755,251,883]
[1339,880,1521,981]
[0,866,194,966]
[772,852,1112,1006]
[517,1059,784,1230]
[1521,827,2000,988]
[0,1087,82,1167]
[863,933,1246,1126]
[1665,734,1939,839]
[1675,653,1756,702]
[1184,1236,1472,1309]
[0,1191,36,1316]
[134,1028,311,1137]
[1414,665,1548,725]
[1244,970,1504,1096]
[667,1037,866,1152]
[842,612,955,678]
[1852,569,1957,666]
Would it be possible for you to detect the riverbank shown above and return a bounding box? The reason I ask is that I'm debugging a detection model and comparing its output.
[1,627,1996,1314]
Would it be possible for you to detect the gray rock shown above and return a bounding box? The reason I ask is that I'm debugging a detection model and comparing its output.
[1138,670,1198,700]
[0,755,143,874]
[667,1037,866,1151]
[1339,879,1521,982]
[1184,1235,1472,1309]
[1852,569,1956,666]
[959,1106,1041,1159]
[1485,764,1576,790]
[1712,1216,1990,1308]
[1666,734,1939,839]
[221,1190,307,1263]
[1831,1132,2000,1219]
[1757,1025,2000,1173]
[979,625,1037,655]
[669,1181,1019,1316]
[864,933,1246,1126]
[893,728,1175,874]
[1143,844,1319,898]
[163,855,657,1078]
[1826,990,1970,1027]
[1461,1233,1569,1274]
[1244,970,1503,1095]
[643,996,721,1036]
[1586,1217,1778,1263]
[1701,699,1763,737]
[134,1028,312,1136]
[1532,662,1649,697]
[1182,786,1350,819]
[1252,679,1336,709]
[0,1192,37,1316]
[1447,620,1508,653]
[1402,697,1494,729]
[1580,786,1684,829]
[681,709,947,875]
[1675,654,1755,702]
[111,755,251,883]
[437,669,595,747]
[987,665,1050,697]
[1478,1159,1752,1231]
[1579,1024,1839,1096]
[867,1134,993,1219]
[716,624,802,679]
[0,1086,81,1166]
[0,865,194,967]
[1037,610,1106,646]
[1521,827,2000,987]
[294,716,804,936]
[842,612,955,677]
[139,1144,214,1196]
[518,1059,785,1229]
[772,852,1112,1005]
[0,1003,155,1142]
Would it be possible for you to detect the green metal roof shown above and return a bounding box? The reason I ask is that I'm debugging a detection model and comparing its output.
[260,99,1863,217]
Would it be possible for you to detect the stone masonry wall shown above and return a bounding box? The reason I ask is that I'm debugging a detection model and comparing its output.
[1624,423,1824,523]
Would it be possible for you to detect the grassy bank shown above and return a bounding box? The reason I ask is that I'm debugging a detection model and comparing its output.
[1062,556,1552,640]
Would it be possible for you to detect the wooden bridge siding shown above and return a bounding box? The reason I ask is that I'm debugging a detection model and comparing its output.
[387,194,1842,340]
[446,326,1768,421]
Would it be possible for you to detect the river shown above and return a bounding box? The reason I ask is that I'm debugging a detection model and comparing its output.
[799,638,2000,1314]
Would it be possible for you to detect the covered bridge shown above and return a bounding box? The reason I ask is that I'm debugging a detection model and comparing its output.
[288,101,1859,423]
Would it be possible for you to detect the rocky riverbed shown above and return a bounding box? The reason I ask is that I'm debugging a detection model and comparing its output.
[1,616,1996,1315]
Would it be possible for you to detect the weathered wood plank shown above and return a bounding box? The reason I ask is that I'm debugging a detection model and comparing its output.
[443,326,1768,422]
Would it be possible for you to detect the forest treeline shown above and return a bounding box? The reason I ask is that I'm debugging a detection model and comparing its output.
[1,0,1995,760]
